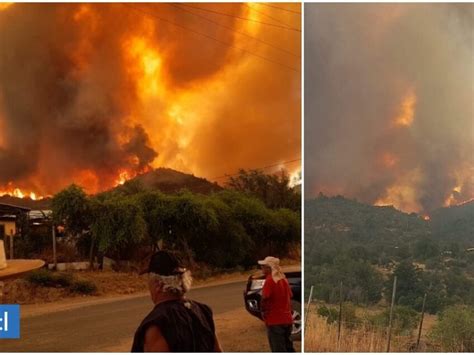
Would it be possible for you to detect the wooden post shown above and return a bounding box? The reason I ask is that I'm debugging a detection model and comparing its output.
[304,285,314,331]
[416,293,427,350]
[89,237,95,270]
[0,281,4,304]
[386,276,397,352]
[52,225,57,270]
[9,234,14,259]
[338,281,343,343]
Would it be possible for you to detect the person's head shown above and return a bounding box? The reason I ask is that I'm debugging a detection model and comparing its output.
[258,256,280,276]
[140,250,192,303]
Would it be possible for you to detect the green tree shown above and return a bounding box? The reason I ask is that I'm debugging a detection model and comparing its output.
[228,169,300,211]
[90,197,146,260]
[52,184,91,235]
[388,261,423,307]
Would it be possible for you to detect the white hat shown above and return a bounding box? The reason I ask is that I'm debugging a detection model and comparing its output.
[258,256,280,268]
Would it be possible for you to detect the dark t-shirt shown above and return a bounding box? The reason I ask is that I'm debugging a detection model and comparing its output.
[131,298,216,352]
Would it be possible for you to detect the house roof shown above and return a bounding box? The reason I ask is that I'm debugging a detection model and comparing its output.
[0,203,31,215]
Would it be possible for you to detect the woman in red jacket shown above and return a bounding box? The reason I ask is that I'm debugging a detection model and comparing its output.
[259,256,295,352]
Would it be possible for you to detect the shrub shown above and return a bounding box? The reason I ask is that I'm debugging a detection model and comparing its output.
[368,305,418,335]
[429,305,474,352]
[69,280,98,295]
[26,270,72,288]
[317,303,360,328]
[26,270,96,295]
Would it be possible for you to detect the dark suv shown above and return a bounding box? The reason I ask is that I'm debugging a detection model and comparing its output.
[243,266,302,339]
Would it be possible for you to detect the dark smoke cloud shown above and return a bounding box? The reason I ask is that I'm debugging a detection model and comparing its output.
[305,3,473,213]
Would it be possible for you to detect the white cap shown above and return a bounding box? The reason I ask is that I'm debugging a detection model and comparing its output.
[258,256,280,268]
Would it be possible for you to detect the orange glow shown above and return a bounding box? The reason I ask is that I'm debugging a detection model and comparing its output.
[380,152,399,168]
[124,35,164,100]
[422,215,430,221]
[374,169,422,212]
[0,4,301,196]
[0,3,13,11]
[0,185,45,200]
[393,87,416,127]
[115,171,130,186]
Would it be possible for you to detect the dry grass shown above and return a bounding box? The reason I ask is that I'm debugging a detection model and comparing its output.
[304,311,438,352]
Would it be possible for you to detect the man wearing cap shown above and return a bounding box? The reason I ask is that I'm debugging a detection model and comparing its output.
[258,256,295,352]
[131,250,223,352]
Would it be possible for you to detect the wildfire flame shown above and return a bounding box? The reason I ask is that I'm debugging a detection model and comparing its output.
[115,171,130,186]
[0,3,301,197]
[0,186,45,200]
[393,87,416,127]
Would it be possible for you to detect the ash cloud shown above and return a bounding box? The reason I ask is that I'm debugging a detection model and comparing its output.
[305,3,473,213]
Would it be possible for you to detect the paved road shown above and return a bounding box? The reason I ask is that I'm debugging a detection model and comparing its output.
[1,281,247,352]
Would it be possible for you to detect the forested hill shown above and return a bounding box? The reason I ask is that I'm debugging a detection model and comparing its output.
[305,195,474,312]
[305,195,474,248]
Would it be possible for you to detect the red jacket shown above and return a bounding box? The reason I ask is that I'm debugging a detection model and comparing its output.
[261,275,293,326]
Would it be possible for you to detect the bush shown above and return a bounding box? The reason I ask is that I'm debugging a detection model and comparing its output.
[316,303,360,329]
[429,305,474,352]
[69,280,98,295]
[368,305,419,335]
[317,305,339,324]
[26,270,97,295]
[26,270,72,288]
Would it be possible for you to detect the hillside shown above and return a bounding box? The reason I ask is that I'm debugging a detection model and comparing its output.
[114,168,222,195]
[0,195,52,210]
[0,168,222,209]
[305,195,474,312]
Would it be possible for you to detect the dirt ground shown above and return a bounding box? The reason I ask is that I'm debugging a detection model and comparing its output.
[101,308,301,352]
[3,259,300,305]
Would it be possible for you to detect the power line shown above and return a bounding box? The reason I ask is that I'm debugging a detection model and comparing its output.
[178,4,301,33]
[211,158,301,181]
[124,4,300,73]
[170,3,300,58]
[260,3,302,15]
[246,3,295,29]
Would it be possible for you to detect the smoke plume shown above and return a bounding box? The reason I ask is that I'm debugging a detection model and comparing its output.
[305,3,473,213]
[0,3,301,195]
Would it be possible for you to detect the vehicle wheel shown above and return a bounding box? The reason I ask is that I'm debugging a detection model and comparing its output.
[290,300,302,341]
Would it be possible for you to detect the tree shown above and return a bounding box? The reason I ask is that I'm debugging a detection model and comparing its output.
[228,169,300,211]
[52,184,91,235]
[90,197,146,260]
[388,261,423,307]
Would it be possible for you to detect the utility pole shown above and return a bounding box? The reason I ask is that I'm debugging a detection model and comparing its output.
[416,293,427,350]
[304,285,314,331]
[386,276,397,352]
[9,233,14,259]
[338,281,343,343]
[52,224,57,270]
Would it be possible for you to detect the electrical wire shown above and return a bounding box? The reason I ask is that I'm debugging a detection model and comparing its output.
[211,158,301,181]
[178,4,301,33]
[170,3,300,58]
[123,4,300,73]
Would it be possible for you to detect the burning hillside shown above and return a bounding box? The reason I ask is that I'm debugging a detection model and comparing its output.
[305,4,473,214]
[0,3,301,197]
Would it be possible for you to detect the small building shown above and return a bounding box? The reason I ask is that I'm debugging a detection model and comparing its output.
[0,203,31,252]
